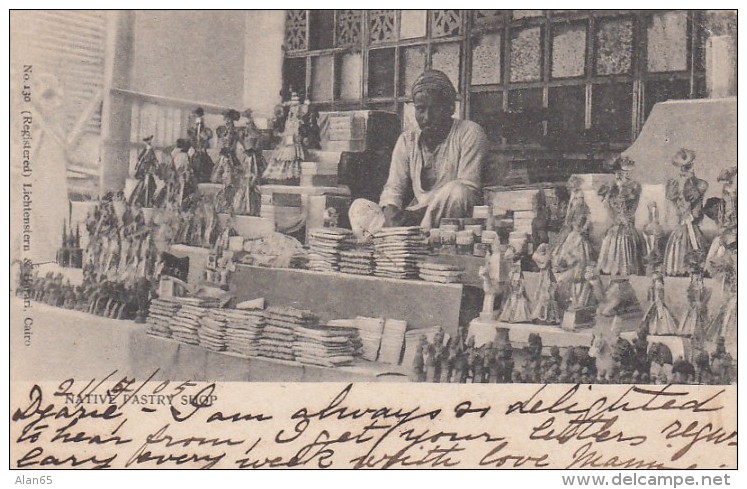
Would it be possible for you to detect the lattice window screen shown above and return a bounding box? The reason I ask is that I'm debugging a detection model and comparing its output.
[285,10,308,52]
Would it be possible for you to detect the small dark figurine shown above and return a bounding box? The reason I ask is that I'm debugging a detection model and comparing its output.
[129,135,161,208]
[632,325,650,377]
[612,337,636,380]
[133,277,151,324]
[649,342,674,384]
[672,357,696,384]
[299,106,321,150]
[411,338,425,382]
[694,351,712,385]
[520,333,543,383]
[472,349,485,384]
[530,190,551,251]
[710,338,734,385]
[496,342,514,383]
[187,107,215,183]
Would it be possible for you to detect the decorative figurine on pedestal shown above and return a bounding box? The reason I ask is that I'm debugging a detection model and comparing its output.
[478,243,505,320]
[663,148,709,276]
[641,271,678,335]
[498,246,533,323]
[560,263,603,331]
[211,109,242,187]
[263,93,305,185]
[705,239,737,353]
[129,135,162,208]
[232,109,266,216]
[642,201,664,275]
[187,107,215,183]
[168,139,196,209]
[531,243,560,325]
[678,252,710,344]
[552,176,594,276]
[705,166,737,276]
[597,156,642,276]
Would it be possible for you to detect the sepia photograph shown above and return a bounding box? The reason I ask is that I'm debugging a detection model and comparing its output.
[8,8,738,473]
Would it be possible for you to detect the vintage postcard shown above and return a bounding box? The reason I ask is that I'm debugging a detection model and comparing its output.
[9,9,738,472]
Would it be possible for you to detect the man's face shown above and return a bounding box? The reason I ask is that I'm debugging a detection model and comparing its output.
[413,90,454,138]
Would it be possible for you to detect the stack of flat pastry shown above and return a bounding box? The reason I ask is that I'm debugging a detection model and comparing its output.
[198,309,228,352]
[417,262,464,284]
[223,307,265,358]
[169,303,210,346]
[146,297,182,338]
[372,227,429,279]
[293,323,361,367]
[259,306,318,361]
[307,227,355,272]
[338,244,375,275]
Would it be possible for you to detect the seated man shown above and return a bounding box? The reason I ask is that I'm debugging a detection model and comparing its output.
[351,70,487,233]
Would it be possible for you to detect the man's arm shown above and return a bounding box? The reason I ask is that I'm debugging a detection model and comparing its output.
[456,122,488,188]
[379,133,412,210]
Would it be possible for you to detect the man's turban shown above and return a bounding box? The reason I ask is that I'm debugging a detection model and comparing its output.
[411,70,457,104]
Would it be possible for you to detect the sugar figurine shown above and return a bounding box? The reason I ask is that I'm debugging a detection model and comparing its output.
[264,93,305,185]
[211,109,242,187]
[678,252,710,343]
[478,243,504,320]
[663,148,709,276]
[531,243,561,325]
[187,107,215,183]
[642,201,664,275]
[597,156,642,276]
[641,272,678,335]
[498,246,533,323]
[704,166,737,276]
[552,176,594,275]
[129,135,161,208]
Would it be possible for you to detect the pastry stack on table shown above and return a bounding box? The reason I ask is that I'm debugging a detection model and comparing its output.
[307,227,355,272]
[223,308,265,358]
[293,323,361,367]
[373,227,429,279]
[259,307,317,361]
[199,309,229,352]
[338,245,375,275]
[168,298,219,346]
[418,262,464,283]
[146,297,182,339]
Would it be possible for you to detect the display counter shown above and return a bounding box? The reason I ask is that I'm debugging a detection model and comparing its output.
[12,299,409,382]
